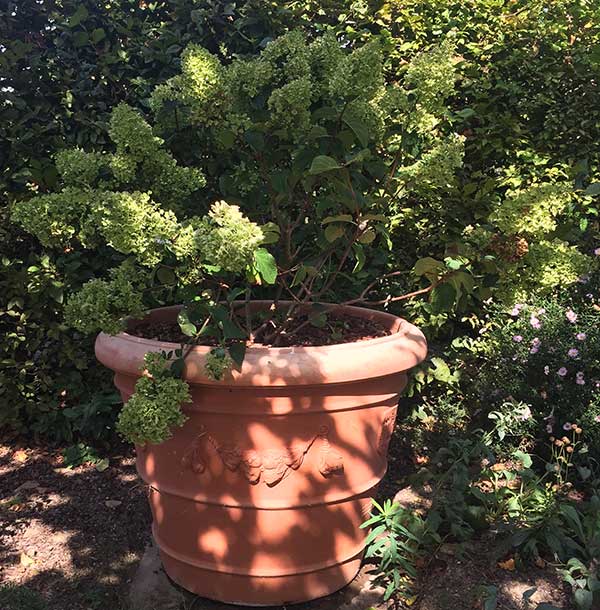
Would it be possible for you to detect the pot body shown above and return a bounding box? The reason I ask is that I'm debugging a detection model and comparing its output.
[96,304,427,605]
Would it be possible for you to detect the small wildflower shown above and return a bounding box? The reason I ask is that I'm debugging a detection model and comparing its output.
[529,315,541,329]
[510,304,524,317]
[561,436,570,444]
[594,247,600,256]
[566,309,578,323]
[576,332,587,341]
[595,415,600,423]
[537,308,546,315]
[568,348,579,358]
[519,406,532,421]
[555,439,564,447]
[557,367,568,377]
[566,446,574,453]
[574,427,582,434]
[563,422,572,431]
[513,335,523,343]
[544,365,550,375]
[587,293,594,299]
[546,424,553,433]
[576,371,585,385]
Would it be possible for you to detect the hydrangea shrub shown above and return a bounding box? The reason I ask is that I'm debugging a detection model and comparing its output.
[12,32,463,444]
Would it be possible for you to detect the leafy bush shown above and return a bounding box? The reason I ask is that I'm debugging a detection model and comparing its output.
[474,295,600,455]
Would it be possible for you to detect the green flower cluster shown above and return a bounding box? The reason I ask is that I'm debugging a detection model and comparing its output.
[405,38,457,130]
[88,191,179,267]
[494,239,595,304]
[150,31,386,142]
[491,183,572,238]
[196,201,265,274]
[64,261,146,335]
[108,104,205,207]
[11,187,93,248]
[117,352,190,445]
[55,148,104,187]
[400,134,465,190]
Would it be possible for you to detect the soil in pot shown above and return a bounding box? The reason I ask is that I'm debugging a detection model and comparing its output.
[130,310,391,347]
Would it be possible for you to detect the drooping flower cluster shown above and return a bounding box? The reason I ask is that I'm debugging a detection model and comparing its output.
[116,352,190,445]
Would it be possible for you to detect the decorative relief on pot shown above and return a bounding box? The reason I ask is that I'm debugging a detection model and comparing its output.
[181,424,344,486]
[377,406,398,456]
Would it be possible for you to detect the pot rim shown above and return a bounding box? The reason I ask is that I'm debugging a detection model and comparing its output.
[118,302,411,355]
[96,302,428,386]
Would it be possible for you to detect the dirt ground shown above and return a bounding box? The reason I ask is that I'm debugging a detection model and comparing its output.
[0,439,573,610]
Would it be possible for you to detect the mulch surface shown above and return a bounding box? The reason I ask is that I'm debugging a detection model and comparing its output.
[0,441,149,610]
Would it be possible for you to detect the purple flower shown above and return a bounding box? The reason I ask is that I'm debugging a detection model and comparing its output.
[576,332,587,341]
[557,367,568,377]
[530,315,541,329]
[566,309,578,324]
[530,346,539,354]
[544,365,550,375]
[546,424,553,433]
[568,348,579,358]
[594,247,600,256]
[563,422,572,431]
[587,293,594,300]
[510,304,524,317]
[513,335,523,343]
[576,376,585,386]
[595,415,600,423]
[537,308,546,315]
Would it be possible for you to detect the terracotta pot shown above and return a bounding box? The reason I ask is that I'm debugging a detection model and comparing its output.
[95,303,427,605]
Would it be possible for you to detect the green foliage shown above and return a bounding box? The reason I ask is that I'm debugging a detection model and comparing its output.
[117,352,190,445]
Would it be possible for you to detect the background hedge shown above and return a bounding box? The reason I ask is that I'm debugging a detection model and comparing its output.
[1,0,599,442]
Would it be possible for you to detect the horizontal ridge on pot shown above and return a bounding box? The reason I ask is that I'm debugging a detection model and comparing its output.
[96,303,427,605]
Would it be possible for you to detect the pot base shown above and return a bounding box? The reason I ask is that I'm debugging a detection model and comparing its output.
[160,545,363,606]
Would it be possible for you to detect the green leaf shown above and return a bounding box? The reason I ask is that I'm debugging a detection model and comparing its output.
[324,224,345,242]
[228,341,246,367]
[584,182,600,196]
[309,312,328,328]
[358,228,376,244]
[352,243,366,273]
[221,318,246,340]
[430,282,456,313]
[291,265,308,288]
[414,257,444,279]
[322,214,353,224]
[73,31,89,47]
[253,248,277,285]
[309,155,342,175]
[574,589,592,610]
[91,28,106,43]
[177,310,197,337]
[244,130,265,151]
[68,5,89,27]
[156,267,176,285]
[512,450,533,469]
[342,115,370,147]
